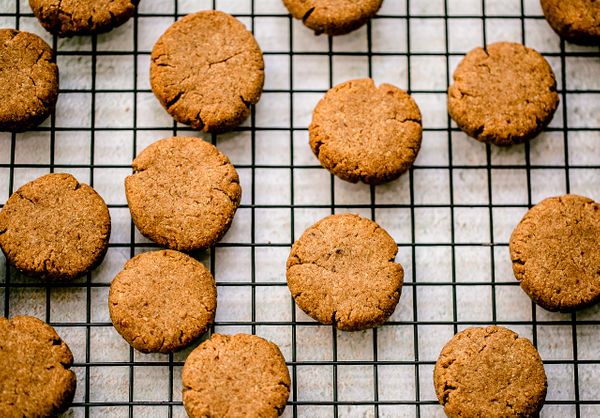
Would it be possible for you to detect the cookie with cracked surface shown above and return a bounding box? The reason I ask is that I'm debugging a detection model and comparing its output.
[286,213,403,331]
[183,333,290,417]
[29,0,139,37]
[309,78,422,185]
[283,0,383,36]
[0,316,76,417]
[541,0,600,45]
[510,194,600,312]
[150,10,264,133]
[434,326,547,418]
[109,250,217,353]
[0,29,58,132]
[448,42,559,146]
[125,136,241,252]
[0,173,111,280]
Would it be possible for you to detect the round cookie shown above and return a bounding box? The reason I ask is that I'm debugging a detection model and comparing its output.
[448,42,559,146]
[283,0,383,36]
[541,0,600,45]
[434,326,547,418]
[0,173,111,280]
[309,78,422,185]
[182,333,290,417]
[286,213,403,331]
[0,29,58,132]
[510,194,600,312]
[109,250,217,353]
[125,136,241,252]
[150,10,264,133]
[29,0,139,37]
[0,316,76,417]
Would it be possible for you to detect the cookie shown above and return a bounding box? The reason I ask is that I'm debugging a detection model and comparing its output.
[0,316,76,417]
[448,42,559,146]
[541,0,600,45]
[125,136,241,252]
[286,213,403,331]
[29,0,139,37]
[150,10,264,133]
[0,173,111,280]
[0,29,58,132]
[182,333,290,417]
[283,0,383,36]
[109,250,217,353]
[510,194,600,312]
[309,78,422,185]
[434,326,547,418]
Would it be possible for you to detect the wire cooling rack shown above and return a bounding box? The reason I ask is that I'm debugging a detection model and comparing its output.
[1,0,600,417]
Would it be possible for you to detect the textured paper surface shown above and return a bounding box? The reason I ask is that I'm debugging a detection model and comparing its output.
[0,0,599,417]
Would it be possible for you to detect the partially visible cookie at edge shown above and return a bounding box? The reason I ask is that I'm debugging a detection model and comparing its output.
[434,326,547,418]
[109,250,217,353]
[286,213,403,331]
[0,173,111,280]
[0,29,58,132]
[0,316,76,417]
[283,0,383,35]
[125,136,241,252]
[29,0,140,37]
[182,333,290,417]
[150,10,264,133]
[448,42,559,146]
[310,78,422,185]
[540,0,600,45]
[510,194,600,312]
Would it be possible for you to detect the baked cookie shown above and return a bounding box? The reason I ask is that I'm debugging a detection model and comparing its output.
[150,10,264,133]
[109,250,217,353]
[510,194,600,312]
[434,326,547,418]
[29,0,139,37]
[283,0,383,36]
[0,316,76,417]
[125,136,241,252]
[0,173,111,280]
[448,42,559,146]
[0,29,58,132]
[541,0,600,45]
[309,78,422,185]
[286,213,403,331]
[182,333,290,417]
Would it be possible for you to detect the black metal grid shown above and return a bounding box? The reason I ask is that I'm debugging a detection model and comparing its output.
[1,0,600,417]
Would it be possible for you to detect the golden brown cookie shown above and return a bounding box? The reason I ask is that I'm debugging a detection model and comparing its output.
[0,316,76,417]
[109,250,217,353]
[286,213,403,331]
[182,333,290,418]
[125,136,241,252]
[283,0,383,36]
[448,42,559,146]
[541,0,600,45]
[29,0,139,37]
[0,173,111,280]
[510,194,600,312]
[434,326,547,418]
[150,10,264,133]
[0,29,58,132]
[309,78,422,185]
